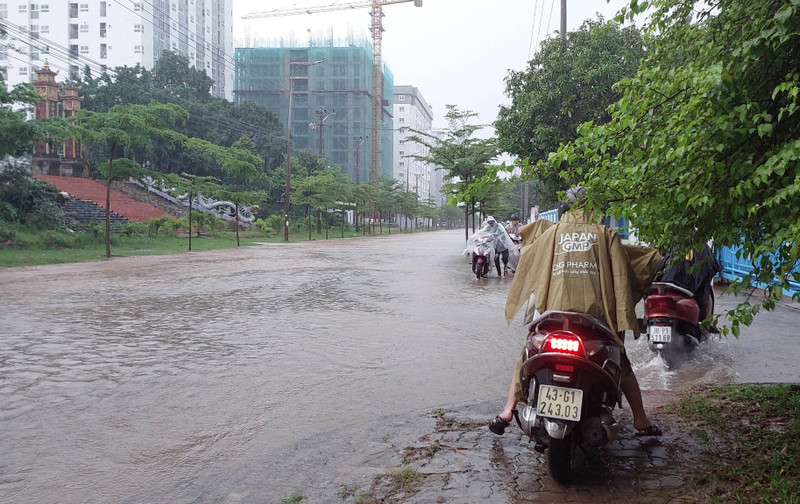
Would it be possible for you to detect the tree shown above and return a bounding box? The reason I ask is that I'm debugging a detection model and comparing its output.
[151,50,213,102]
[72,102,188,257]
[494,17,644,209]
[292,167,351,239]
[546,0,800,332]
[404,105,498,240]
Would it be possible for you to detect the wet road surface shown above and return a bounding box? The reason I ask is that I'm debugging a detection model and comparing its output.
[1,229,798,503]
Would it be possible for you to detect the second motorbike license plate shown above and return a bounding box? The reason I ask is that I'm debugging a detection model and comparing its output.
[649,325,672,343]
[538,385,583,421]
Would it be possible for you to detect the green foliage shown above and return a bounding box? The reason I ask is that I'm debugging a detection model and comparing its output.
[0,164,66,229]
[494,17,645,208]
[121,221,147,237]
[266,213,284,233]
[146,216,173,236]
[538,0,800,326]
[252,218,271,235]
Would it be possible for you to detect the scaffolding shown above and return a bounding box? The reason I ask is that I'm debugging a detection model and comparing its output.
[233,39,394,183]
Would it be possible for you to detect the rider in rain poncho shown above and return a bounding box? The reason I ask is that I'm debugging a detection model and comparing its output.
[463,215,520,276]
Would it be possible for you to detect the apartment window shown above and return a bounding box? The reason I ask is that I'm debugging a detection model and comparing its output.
[69,3,77,17]
[29,4,38,18]
[100,43,106,59]
[40,25,48,33]
[69,65,78,80]
[100,64,107,73]
[30,24,38,32]
[399,118,405,123]
[134,45,142,54]
[133,2,140,11]
[19,65,28,75]
[398,95,405,101]
[99,1,106,16]
[0,4,7,19]
[399,151,404,156]
[41,4,48,13]
[399,106,405,112]
[31,48,39,60]
[399,161,405,166]
[80,22,88,33]
[134,24,142,32]
[18,4,26,12]
[79,3,88,12]
[69,23,78,38]
[69,44,78,57]
[99,22,106,37]
[0,46,6,60]
[80,45,88,54]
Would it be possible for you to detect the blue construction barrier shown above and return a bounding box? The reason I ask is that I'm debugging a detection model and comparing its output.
[716,244,800,296]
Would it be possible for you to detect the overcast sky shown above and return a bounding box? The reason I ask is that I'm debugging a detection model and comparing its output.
[232,0,633,133]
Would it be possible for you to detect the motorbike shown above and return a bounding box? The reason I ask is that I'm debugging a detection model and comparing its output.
[641,281,712,368]
[515,310,623,483]
[470,238,495,279]
[463,232,497,279]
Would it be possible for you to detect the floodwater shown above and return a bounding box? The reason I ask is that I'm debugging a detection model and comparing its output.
[1,229,798,503]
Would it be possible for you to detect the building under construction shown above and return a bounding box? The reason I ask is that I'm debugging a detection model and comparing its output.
[233,40,394,184]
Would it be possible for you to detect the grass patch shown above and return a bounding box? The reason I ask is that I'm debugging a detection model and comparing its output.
[0,226,419,268]
[669,384,800,503]
[280,493,304,504]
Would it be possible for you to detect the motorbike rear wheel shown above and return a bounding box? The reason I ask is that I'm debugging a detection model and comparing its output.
[547,433,574,484]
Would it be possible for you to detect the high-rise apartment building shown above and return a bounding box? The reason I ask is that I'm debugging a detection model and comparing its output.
[0,0,233,99]
[393,85,442,205]
[233,41,395,183]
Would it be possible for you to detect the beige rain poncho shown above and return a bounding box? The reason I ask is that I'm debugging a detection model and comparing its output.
[505,209,662,336]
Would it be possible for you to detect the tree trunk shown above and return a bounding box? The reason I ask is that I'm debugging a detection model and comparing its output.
[235,204,240,247]
[188,191,193,251]
[464,204,469,241]
[105,179,111,258]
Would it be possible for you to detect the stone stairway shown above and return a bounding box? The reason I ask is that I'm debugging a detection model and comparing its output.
[34,174,173,224]
[62,198,129,232]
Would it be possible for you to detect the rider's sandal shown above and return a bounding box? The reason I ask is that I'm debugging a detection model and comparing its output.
[488,410,516,436]
[635,424,663,437]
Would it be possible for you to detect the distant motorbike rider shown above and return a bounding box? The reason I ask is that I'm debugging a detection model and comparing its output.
[485,215,512,276]
[505,214,522,238]
[657,243,723,323]
[489,187,664,437]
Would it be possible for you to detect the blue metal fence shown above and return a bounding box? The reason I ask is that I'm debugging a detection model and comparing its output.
[716,244,800,296]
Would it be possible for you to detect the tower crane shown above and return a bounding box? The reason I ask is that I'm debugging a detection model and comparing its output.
[243,0,423,183]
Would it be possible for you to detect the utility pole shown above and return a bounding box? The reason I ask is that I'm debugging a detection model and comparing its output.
[560,0,567,39]
[284,59,324,242]
[312,108,335,159]
[354,136,365,232]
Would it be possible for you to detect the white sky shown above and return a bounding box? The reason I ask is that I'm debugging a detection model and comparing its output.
[232,0,633,133]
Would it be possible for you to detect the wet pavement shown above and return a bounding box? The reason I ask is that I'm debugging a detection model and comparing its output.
[1,230,798,503]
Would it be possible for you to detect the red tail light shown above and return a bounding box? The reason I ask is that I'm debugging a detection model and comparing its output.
[543,333,585,356]
[645,296,677,313]
[477,257,484,263]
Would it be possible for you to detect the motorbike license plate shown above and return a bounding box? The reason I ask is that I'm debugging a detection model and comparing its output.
[649,325,672,343]
[538,385,583,421]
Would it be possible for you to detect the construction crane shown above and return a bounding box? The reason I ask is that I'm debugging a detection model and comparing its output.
[243,0,423,183]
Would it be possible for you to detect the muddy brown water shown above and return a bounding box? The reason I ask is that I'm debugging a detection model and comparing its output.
[1,230,798,503]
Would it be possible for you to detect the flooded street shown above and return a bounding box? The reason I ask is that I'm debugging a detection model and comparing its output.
[1,229,798,503]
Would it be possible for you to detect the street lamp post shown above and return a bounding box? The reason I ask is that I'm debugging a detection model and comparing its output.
[285,59,324,242]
